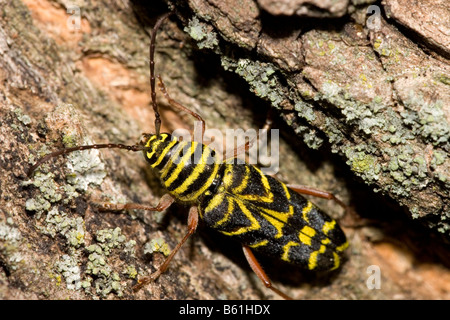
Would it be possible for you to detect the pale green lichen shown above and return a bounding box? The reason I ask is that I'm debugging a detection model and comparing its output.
[294,101,316,122]
[55,254,82,290]
[221,57,284,107]
[431,150,446,168]
[87,251,111,277]
[325,118,345,146]
[14,107,32,126]
[144,237,171,257]
[123,239,137,257]
[380,143,440,197]
[40,207,86,248]
[65,148,107,192]
[321,82,387,135]
[85,228,126,279]
[83,228,136,297]
[0,221,24,271]
[95,227,126,255]
[25,196,51,214]
[184,17,219,50]
[25,136,133,298]
[23,171,81,218]
[302,130,324,150]
[23,172,62,216]
[123,265,138,279]
[400,93,449,147]
[344,147,380,183]
[33,175,63,201]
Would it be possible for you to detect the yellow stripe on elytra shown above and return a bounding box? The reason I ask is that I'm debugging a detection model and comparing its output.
[223,165,234,188]
[251,166,273,202]
[260,212,284,239]
[259,204,294,239]
[281,182,291,200]
[220,199,261,236]
[213,196,234,227]
[231,165,249,194]
[336,241,349,252]
[249,239,269,249]
[229,165,274,202]
[322,220,336,235]
[204,193,225,216]
[302,201,313,223]
[261,203,294,223]
[308,245,327,270]
[281,241,299,262]
[331,252,340,270]
[299,225,316,246]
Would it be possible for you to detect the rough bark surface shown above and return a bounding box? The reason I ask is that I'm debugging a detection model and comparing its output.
[0,0,449,300]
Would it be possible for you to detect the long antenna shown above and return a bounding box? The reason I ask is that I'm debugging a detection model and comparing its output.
[27,143,145,177]
[150,12,172,135]
[28,12,172,177]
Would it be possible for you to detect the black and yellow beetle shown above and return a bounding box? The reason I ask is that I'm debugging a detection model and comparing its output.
[28,13,348,300]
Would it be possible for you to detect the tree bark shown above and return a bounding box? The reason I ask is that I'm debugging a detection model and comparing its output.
[0,0,449,300]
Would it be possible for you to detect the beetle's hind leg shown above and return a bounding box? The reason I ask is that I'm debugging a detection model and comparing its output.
[287,184,362,227]
[242,245,293,300]
[286,184,347,210]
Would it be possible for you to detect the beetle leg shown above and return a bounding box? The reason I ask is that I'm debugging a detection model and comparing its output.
[242,245,293,300]
[287,184,362,227]
[286,184,347,210]
[133,206,199,291]
[223,108,272,163]
[96,193,175,212]
[157,75,205,138]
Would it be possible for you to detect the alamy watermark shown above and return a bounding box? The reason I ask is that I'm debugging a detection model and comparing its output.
[67,5,81,31]
[366,265,381,290]
[366,5,381,31]
[172,121,280,175]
